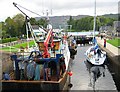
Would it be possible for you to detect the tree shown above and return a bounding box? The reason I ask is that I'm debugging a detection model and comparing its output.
[1,14,26,38]
[30,17,37,25]
[4,17,16,37]
[67,16,115,32]
[67,16,74,29]
[37,18,47,28]
[75,16,93,31]
[13,13,25,37]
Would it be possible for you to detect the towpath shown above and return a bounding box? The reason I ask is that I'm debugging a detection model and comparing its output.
[96,37,120,56]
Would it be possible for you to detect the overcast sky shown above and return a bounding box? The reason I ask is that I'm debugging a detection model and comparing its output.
[0,0,119,22]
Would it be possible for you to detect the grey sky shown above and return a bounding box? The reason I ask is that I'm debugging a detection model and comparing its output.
[0,0,119,22]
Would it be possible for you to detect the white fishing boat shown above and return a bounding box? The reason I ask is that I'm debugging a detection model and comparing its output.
[2,2,76,91]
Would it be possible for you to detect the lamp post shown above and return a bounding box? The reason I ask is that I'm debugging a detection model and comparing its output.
[9,27,12,53]
[9,35,11,53]
[65,25,72,35]
[70,25,72,33]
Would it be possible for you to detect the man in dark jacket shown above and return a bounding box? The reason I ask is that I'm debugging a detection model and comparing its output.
[97,48,102,57]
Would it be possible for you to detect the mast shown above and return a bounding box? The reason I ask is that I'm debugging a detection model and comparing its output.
[93,0,96,38]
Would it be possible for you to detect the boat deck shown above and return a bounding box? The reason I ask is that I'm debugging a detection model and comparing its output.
[70,46,117,91]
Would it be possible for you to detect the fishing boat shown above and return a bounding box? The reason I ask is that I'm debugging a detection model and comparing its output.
[85,0,106,66]
[1,2,76,91]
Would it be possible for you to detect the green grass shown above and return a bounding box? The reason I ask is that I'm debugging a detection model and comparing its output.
[0,41,35,52]
[12,41,35,48]
[107,38,120,47]
[67,29,76,32]
[65,29,89,32]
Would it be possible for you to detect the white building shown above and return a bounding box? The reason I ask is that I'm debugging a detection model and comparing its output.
[114,21,120,37]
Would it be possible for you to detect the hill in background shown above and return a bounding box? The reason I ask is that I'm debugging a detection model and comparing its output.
[103,14,118,20]
[35,15,89,29]
[35,13,118,29]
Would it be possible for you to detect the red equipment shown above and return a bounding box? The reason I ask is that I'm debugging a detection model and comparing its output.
[42,29,54,58]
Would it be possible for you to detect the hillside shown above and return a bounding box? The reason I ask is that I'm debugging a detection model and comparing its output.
[35,15,89,29]
[102,13,118,20]
[35,14,118,29]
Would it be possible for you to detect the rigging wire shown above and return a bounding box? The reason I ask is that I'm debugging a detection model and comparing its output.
[13,1,53,29]
[13,2,46,30]
[13,2,41,17]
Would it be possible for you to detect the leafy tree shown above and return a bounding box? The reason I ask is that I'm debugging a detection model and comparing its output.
[1,13,48,39]
[13,13,25,37]
[13,13,25,25]
[4,17,16,37]
[67,16,75,29]
[99,16,115,26]
[37,18,47,28]
[75,16,93,31]
[1,14,25,38]
[30,17,37,25]
[67,16,115,32]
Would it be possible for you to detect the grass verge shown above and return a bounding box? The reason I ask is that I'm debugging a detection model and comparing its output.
[0,41,35,52]
[107,38,120,47]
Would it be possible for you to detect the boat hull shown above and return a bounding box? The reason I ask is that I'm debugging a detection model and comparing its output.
[86,56,106,65]
[2,71,71,91]
[2,57,73,91]
[85,47,106,65]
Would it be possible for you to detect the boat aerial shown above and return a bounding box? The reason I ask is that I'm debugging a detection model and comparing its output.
[2,2,77,91]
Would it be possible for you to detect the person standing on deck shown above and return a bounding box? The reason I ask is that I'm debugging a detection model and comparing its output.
[101,35,103,40]
[104,38,106,48]
[3,72,10,80]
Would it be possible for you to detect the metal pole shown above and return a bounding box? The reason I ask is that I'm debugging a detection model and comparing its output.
[10,36,11,53]
[26,17,29,49]
[70,25,72,33]
[93,0,96,38]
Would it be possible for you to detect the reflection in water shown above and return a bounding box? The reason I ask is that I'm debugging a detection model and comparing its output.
[84,60,105,90]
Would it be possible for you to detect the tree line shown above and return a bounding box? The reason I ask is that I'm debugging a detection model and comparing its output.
[1,13,47,39]
[67,16,116,32]
[0,13,116,39]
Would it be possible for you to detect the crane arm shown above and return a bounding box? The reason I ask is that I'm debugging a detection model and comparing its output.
[42,29,54,58]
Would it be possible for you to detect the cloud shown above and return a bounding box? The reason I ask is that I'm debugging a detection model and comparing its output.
[0,0,119,21]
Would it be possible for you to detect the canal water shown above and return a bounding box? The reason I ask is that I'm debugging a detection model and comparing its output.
[70,46,117,91]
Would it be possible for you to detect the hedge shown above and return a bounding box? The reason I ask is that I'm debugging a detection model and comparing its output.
[0,37,18,44]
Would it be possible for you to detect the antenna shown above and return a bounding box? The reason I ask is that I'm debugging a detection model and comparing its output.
[93,0,96,38]
[42,0,44,15]
[41,0,53,16]
[50,0,53,15]
[51,9,52,15]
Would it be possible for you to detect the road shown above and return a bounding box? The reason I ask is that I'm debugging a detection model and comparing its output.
[70,46,117,91]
